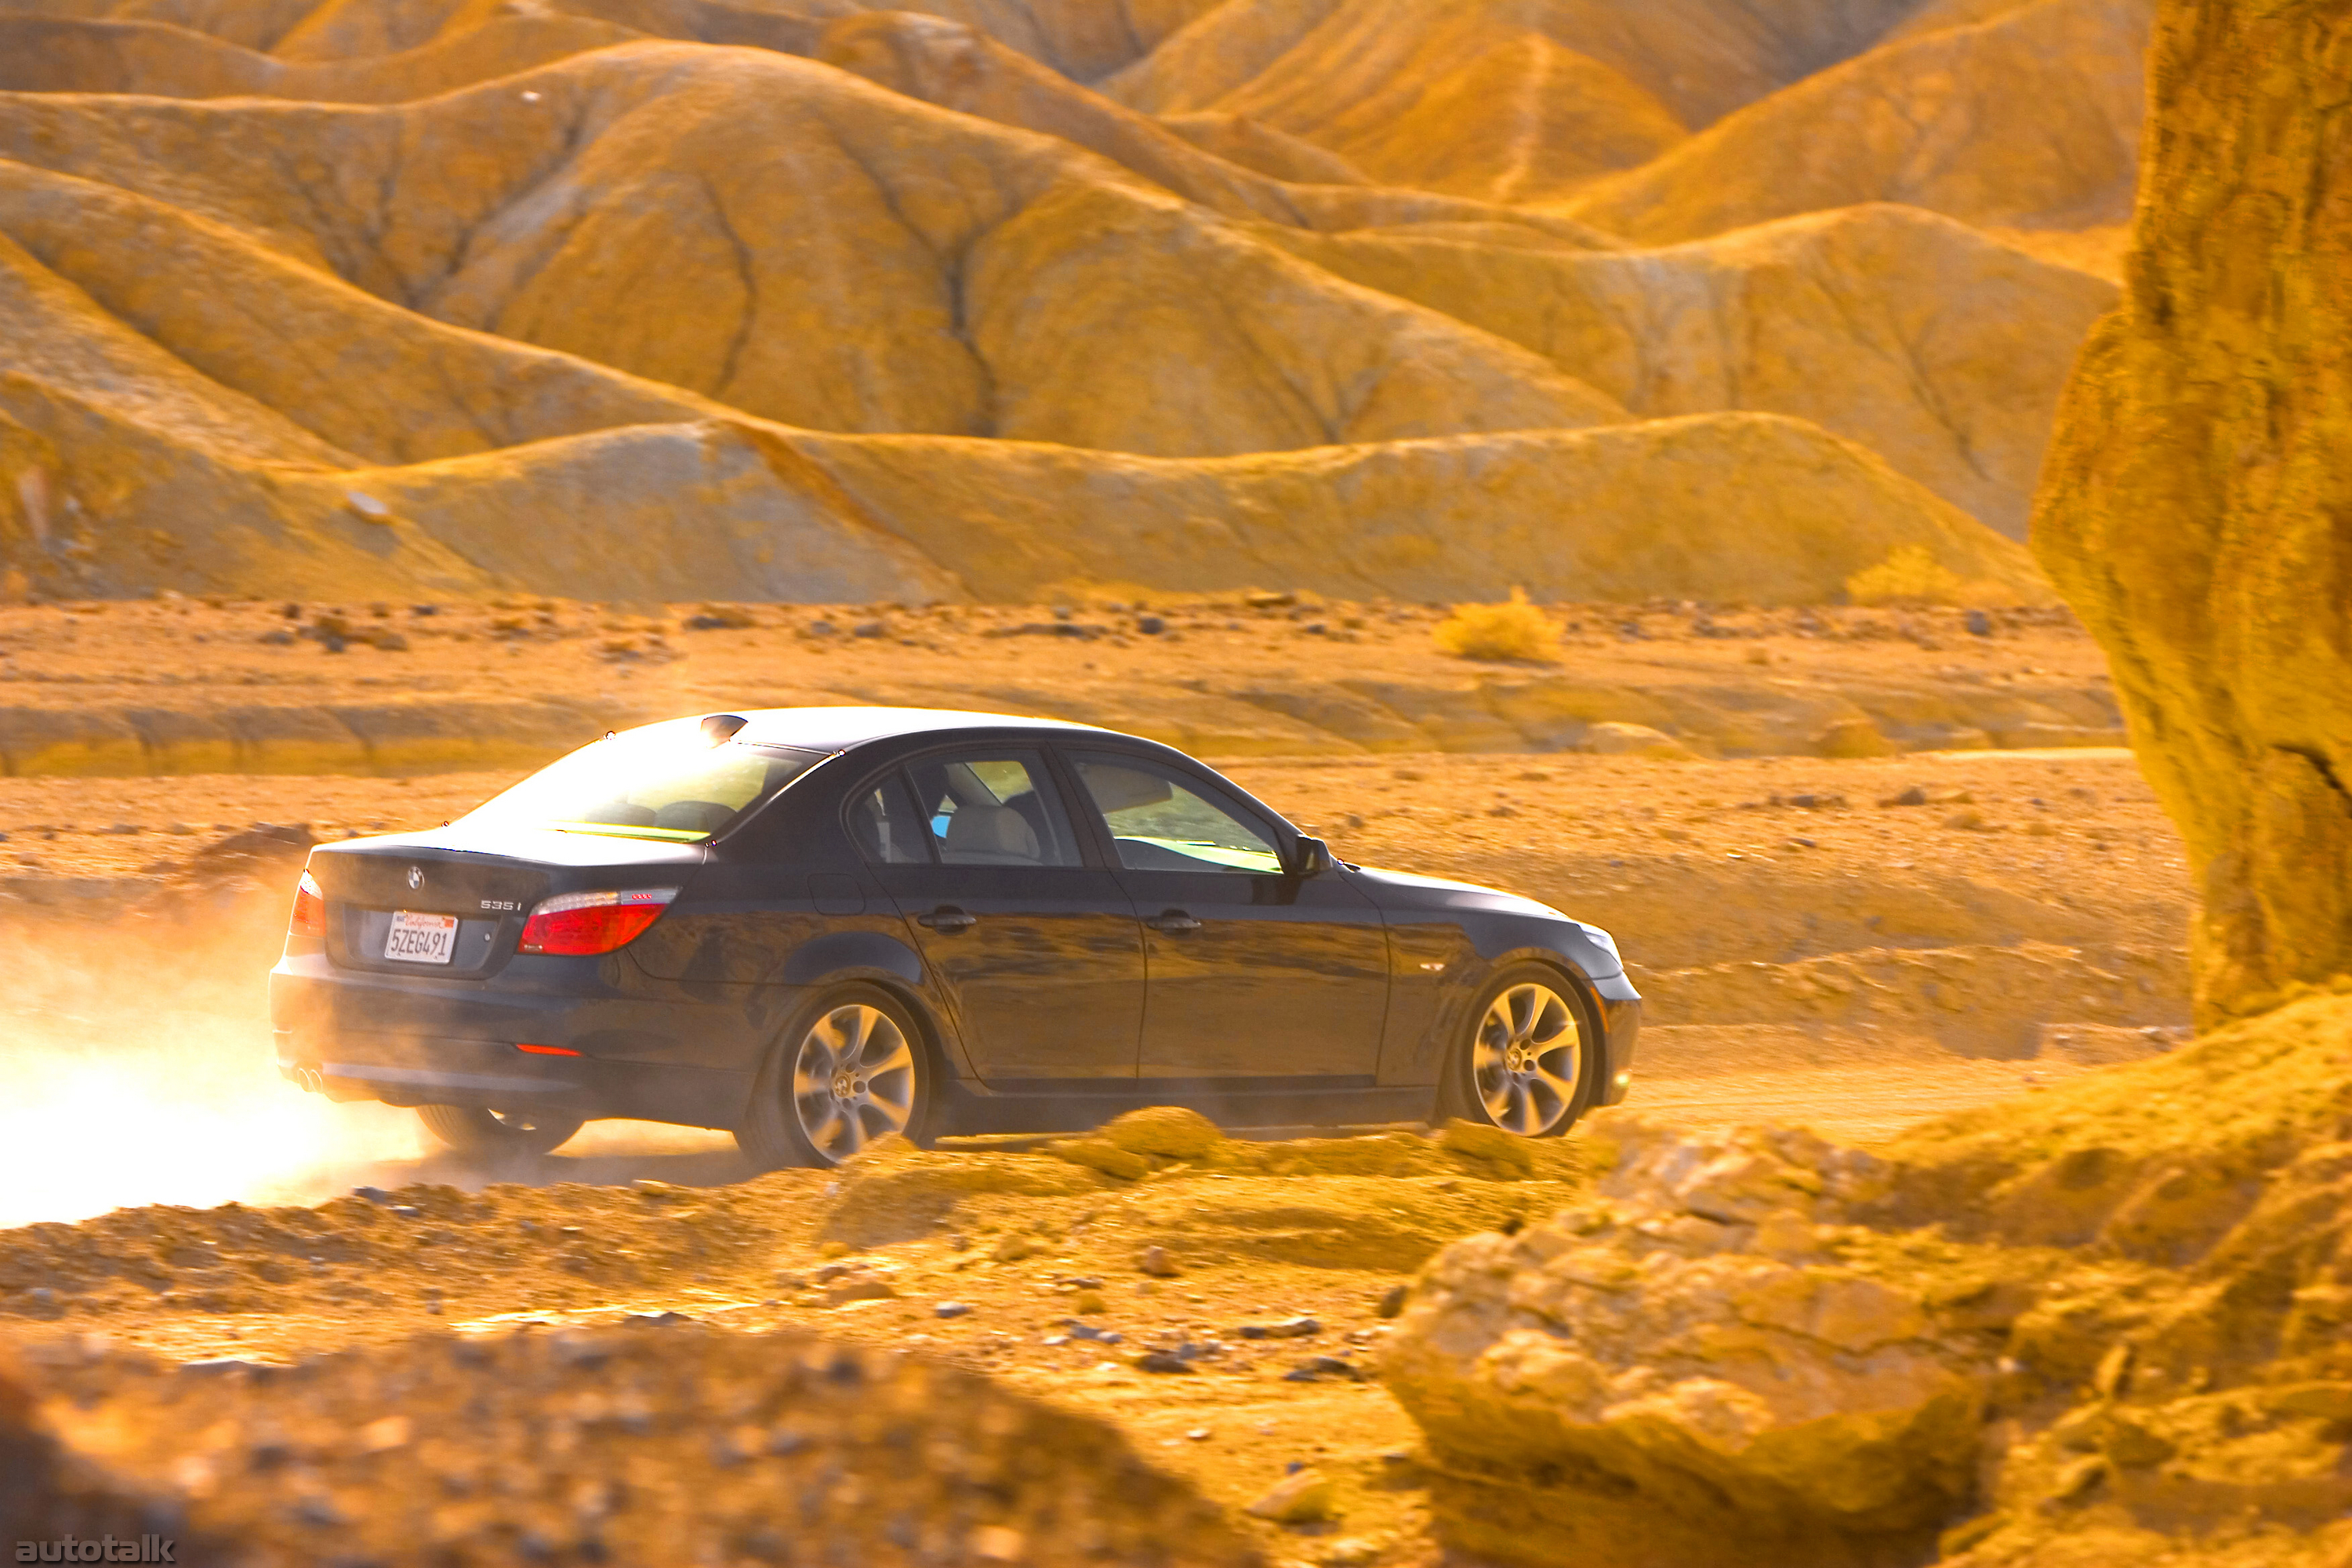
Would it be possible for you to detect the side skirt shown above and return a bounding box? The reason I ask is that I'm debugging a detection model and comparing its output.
[932,1076,1439,1138]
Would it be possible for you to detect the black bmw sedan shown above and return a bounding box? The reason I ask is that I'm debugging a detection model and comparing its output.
[270,708,1640,1167]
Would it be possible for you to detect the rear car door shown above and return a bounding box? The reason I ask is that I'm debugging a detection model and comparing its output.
[852,749,1145,1081]
[1062,750,1389,1080]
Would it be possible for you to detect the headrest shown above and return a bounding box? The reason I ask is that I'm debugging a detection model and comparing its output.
[942,803,1040,860]
[1082,764,1173,814]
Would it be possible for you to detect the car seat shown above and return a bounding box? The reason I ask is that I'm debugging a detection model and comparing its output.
[942,802,1041,865]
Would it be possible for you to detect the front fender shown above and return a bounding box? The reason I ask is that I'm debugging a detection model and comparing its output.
[1377,927,1641,1094]
[1457,946,1642,1108]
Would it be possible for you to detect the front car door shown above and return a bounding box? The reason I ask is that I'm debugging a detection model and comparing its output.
[851,748,1144,1081]
[1061,750,1389,1080]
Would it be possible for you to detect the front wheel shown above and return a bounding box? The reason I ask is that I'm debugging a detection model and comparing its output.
[735,983,932,1171]
[415,1103,583,1158]
[1435,964,1596,1138]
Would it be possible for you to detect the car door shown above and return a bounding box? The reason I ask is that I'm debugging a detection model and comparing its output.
[1061,750,1390,1080]
[851,750,1145,1081]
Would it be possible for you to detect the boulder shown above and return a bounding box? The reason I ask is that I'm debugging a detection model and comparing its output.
[1384,1119,1984,1568]
[2031,0,2352,1022]
[1051,1136,1152,1181]
[1580,721,1694,759]
[1102,1105,1227,1160]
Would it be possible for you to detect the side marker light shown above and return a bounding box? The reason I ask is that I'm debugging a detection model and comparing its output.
[289,869,327,938]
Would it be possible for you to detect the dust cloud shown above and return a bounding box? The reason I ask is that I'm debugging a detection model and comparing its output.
[0,887,425,1229]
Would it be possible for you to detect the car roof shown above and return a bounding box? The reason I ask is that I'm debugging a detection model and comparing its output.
[723,706,1113,752]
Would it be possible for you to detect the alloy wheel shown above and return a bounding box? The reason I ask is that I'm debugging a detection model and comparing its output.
[1472,982,1582,1136]
[791,1003,918,1162]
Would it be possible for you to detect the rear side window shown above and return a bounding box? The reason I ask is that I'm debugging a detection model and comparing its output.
[903,753,1082,867]
[848,773,931,865]
[1069,754,1285,874]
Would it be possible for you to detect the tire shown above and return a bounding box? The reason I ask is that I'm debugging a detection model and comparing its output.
[415,1103,584,1158]
[1434,964,1599,1138]
[735,982,933,1171]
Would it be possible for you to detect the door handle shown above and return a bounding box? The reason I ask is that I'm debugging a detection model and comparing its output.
[916,907,977,931]
[1145,909,1203,933]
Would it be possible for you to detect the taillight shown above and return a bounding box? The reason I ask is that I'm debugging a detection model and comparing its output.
[289,870,327,938]
[517,888,677,955]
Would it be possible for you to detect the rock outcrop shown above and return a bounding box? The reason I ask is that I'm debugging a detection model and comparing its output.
[1385,1121,1992,1568]
[1388,989,2352,1566]
[2032,0,2352,1022]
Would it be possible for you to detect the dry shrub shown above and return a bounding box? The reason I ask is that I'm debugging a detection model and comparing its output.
[1846,546,1962,604]
[1433,588,1560,662]
[1845,546,2011,607]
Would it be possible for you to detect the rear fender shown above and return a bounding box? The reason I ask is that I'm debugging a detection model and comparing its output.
[766,931,975,1084]
[778,930,924,989]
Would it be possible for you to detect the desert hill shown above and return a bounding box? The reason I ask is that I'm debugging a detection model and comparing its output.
[1559,0,2151,243]
[0,0,2147,599]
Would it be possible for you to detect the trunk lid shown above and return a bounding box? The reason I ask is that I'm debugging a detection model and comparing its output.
[307,826,704,978]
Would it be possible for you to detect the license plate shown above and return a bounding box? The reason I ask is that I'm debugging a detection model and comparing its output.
[385,910,459,965]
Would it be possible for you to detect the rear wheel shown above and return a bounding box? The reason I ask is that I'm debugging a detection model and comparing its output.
[735,983,932,1171]
[415,1103,583,1158]
[1435,964,1595,1138]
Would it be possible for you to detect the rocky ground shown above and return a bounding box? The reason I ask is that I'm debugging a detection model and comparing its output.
[12,1008,2346,1567]
[0,599,2201,1563]
[0,594,2122,778]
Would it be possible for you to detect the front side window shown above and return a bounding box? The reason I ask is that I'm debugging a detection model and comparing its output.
[1071,755,1284,874]
[903,753,1082,867]
[464,720,822,842]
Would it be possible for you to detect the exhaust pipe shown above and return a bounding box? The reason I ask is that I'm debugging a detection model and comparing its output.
[293,1065,324,1094]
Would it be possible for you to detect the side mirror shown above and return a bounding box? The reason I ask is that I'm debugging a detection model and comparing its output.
[1287,836,1334,877]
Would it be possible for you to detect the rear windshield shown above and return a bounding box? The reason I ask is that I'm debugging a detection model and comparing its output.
[465,724,826,843]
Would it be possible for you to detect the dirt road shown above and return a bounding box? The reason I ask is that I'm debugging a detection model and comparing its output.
[0,739,2184,1216]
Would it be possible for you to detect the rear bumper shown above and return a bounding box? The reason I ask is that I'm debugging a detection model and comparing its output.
[271,1032,749,1129]
[269,953,763,1131]
[1592,971,1642,1106]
